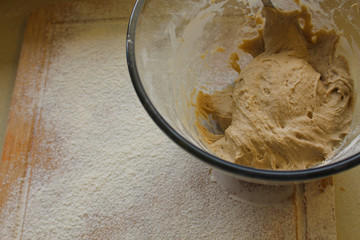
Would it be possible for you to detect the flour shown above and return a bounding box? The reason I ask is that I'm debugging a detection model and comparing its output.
[0,1,337,239]
[0,8,298,240]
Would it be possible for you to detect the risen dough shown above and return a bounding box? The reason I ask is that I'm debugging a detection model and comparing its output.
[195,6,353,170]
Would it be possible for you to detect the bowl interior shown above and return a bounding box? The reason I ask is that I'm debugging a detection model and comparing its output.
[128,0,360,182]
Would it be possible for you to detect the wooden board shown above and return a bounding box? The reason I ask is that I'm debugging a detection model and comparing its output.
[0,0,337,239]
[0,1,134,238]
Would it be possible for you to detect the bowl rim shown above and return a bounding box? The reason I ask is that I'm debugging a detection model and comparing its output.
[126,0,360,182]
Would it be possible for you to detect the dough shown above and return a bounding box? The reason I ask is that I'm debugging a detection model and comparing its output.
[194,6,354,170]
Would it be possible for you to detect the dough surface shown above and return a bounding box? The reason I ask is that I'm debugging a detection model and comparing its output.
[195,6,354,170]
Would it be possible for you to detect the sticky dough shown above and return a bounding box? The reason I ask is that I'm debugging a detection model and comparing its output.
[195,6,354,170]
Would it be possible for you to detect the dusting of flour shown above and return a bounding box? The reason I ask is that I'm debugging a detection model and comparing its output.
[0,15,298,240]
[0,1,336,239]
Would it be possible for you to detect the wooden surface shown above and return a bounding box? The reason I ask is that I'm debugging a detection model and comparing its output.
[0,4,52,215]
[0,0,337,239]
[0,1,134,237]
[0,0,127,209]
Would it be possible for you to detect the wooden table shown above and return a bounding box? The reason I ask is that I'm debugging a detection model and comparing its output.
[0,0,338,239]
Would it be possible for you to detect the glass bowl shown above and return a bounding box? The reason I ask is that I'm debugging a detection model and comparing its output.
[126,0,360,185]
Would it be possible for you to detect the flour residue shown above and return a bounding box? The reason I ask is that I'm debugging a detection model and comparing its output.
[0,2,301,239]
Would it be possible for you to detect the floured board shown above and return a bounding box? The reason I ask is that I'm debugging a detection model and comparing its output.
[0,0,336,239]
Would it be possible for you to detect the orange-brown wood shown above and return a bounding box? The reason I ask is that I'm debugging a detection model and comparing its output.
[0,6,53,213]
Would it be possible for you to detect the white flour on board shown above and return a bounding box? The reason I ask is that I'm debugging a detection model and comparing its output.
[0,16,299,240]
[0,1,338,239]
